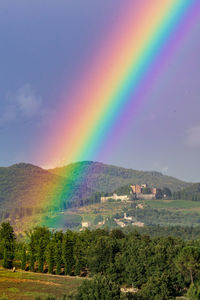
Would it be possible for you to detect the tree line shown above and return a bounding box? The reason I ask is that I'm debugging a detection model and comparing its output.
[1,222,200,299]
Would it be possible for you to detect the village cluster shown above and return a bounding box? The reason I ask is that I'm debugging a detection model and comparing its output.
[80,184,157,230]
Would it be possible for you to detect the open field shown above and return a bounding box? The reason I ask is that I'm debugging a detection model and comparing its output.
[0,268,84,299]
[68,199,200,228]
[11,199,200,233]
[72,199,200,217]
[146,199,200,210]
[71,201,128,218]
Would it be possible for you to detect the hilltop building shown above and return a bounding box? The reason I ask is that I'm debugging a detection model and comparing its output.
[101,184,158,203]
[101,193,129,203]
[131,184,157,200]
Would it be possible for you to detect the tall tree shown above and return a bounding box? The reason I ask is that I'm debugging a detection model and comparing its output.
[0,222,15,268]
[21,245,26,270]
[74,236,85,276]
[3,248,9,268]
[29,234,36,271]
[47,241,55,274]
[55,240,62,275]
[38,238,46,273]
[176,246,200,285]
[62,231,74,275]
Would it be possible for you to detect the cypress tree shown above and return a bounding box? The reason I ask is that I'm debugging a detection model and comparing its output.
[29,234,35,272]
[74,237,85,276]
[3,248,9,268]
[55,240,62,275]
[47,241,55,274]
[62,231,74,275]
[0,222,16,268]
[38,238,45,273]
[21,246,26,270]
[30,254,35,272]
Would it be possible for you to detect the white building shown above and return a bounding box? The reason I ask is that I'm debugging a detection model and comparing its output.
[101,193,129,203]
[81,221,91,228]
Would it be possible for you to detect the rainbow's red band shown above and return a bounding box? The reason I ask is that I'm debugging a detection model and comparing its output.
[33,0,199,221]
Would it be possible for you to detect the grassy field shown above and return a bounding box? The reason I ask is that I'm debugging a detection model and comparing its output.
[145,199,200,211]
[0,268,84,299]
[12,199,200,233]
[72,199,200,218]
[72,201,129,216]
[68,199,200,228]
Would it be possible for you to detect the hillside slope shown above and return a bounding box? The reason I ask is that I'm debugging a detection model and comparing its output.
[0,163,94,213]
[49,161,191,193]
[0,161,192,223]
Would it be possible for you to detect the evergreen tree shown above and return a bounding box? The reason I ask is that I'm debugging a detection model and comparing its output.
[47,241,55,274]
[74,237,84,276]
[55,240,62,275]
[21,246,26,270]
[176,246,200,285]
[3,248,9,268]
[75,275,121,300]
[27,226,51,272]
[38,238,46,273]
[0,222,15,268]
[62,231,74,275]
[29,234,36,272]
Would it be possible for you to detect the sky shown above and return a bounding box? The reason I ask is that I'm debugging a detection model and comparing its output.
[0,0,200,182]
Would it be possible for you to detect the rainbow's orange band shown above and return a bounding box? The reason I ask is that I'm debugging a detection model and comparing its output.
[33,0,199,222]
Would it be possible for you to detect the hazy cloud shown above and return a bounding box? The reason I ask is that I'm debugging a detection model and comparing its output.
[15,84,42,117]
[186,125,200,148]
[0,84,42,125]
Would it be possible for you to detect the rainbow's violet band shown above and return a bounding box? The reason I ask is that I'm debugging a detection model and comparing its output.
[38,1,199,224]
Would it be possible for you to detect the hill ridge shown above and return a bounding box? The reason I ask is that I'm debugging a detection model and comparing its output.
[48,161,191,193]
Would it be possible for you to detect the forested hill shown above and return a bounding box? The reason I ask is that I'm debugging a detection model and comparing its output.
[173,182,200,201]
[0,161,192,220]
[49,161,191,193]
[0,163,94,213]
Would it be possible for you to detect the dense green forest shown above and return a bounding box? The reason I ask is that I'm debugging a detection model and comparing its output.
[49,161,190,193]
[172,183,200,201]
[123,225,200,240]
[1,222,200,299]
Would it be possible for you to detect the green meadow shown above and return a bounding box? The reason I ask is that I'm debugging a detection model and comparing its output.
[146,199,200,211]
[68,199,200,228]
[0,268,84,300]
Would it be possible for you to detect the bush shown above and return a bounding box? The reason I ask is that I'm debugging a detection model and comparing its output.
[75,275,121,300]
[0,295,8,300]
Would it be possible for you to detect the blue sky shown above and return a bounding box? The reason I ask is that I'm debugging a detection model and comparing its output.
[0,0,200,182]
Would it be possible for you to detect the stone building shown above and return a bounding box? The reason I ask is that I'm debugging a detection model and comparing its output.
[130,184,157,200]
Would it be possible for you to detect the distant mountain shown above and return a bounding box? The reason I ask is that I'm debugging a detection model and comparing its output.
[0,161,192,223]
[0,163,94,214]
[49,161,191,193]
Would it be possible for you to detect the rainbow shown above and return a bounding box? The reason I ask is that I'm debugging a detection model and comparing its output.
[36,0,199,221]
